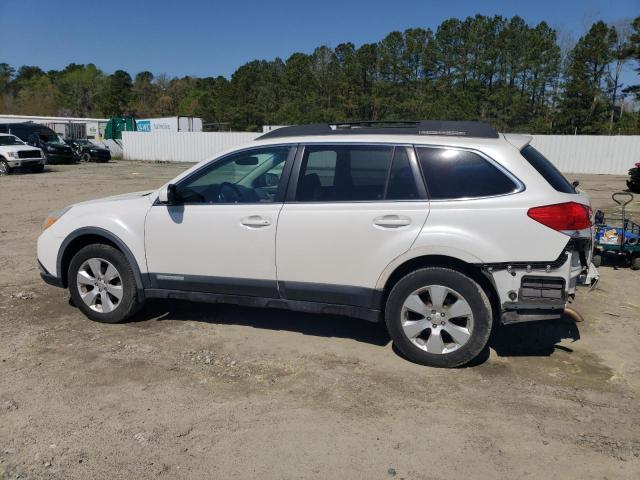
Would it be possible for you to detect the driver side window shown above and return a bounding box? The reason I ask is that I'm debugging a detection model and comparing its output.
[175,146,291,204]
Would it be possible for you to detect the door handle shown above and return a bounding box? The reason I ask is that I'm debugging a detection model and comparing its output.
[241,215,271,228]
[373,215,412,228]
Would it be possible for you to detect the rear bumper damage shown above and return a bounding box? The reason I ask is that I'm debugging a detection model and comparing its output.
[483,239,597,324]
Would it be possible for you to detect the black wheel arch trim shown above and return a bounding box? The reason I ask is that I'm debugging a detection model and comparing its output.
[56,227,147,296]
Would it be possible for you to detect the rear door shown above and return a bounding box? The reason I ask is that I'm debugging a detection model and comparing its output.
[275,144,429,309]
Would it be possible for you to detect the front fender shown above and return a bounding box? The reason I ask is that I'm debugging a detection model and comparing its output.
[55,227,147,292]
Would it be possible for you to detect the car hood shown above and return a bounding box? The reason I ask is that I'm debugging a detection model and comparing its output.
[72,190,155,207]
[46,142,72,151]
[0,144,42,152]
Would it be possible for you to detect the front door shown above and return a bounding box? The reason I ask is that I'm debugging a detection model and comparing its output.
[145,145,295,297]
[275,144,430,309]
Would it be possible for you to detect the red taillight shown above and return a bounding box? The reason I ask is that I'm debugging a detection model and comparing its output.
[635,162,640,168]
[527,202,592,232]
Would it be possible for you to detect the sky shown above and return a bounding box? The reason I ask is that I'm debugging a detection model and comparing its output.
[0,0,638,84]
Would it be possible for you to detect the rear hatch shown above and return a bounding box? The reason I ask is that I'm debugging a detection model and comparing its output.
[518,142,593,269]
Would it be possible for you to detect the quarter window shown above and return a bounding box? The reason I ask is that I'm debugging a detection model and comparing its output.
[416,147,518,200]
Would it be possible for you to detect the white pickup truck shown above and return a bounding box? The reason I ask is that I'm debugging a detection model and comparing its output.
[0,133,46,174]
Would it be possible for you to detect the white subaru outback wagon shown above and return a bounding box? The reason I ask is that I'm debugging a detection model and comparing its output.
[37,121,593,367]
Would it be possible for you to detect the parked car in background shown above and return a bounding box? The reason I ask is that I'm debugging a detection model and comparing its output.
[0,123,74,163]
[37,121,595,368]
[0,133,46,175]
[65,139,111,162]
[627,162,640,193]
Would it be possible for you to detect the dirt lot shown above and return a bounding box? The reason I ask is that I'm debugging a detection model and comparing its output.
[1,162,639,480]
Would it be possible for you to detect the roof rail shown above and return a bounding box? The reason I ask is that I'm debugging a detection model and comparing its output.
[257,120,499,140]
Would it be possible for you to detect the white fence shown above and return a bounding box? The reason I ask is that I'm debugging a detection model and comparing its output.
[123,131,259,163]
[123,131,640,174]
[530,135,639,175]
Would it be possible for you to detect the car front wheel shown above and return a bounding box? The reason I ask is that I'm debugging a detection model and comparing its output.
[0,160,10,176]
[68,244,141,323]
[385,267,492,368]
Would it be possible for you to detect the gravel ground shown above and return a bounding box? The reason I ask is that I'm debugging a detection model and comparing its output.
[1,161,639,480]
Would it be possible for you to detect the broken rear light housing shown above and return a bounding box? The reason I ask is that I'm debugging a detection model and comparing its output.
[527,202,592,232]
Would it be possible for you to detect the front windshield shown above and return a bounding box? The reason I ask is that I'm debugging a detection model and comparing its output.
[39,133,64,144]
[0,135,25,146]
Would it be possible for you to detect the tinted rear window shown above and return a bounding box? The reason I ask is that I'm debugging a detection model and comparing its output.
[296,145,393,201]
[416,147,519,200]
[521,145,575,194]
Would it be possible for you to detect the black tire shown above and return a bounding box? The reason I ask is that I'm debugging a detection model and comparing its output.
[592,254,602,268]
[31,164,45,173]
[0,159,10,176]
[627,180,640,194]
[631,256,640,271]
[81,152,91,162]
[385,267,492,368]
[68,244,141,323]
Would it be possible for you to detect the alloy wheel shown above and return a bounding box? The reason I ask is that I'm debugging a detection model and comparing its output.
[76,258,123,313]
[400,285,474,354]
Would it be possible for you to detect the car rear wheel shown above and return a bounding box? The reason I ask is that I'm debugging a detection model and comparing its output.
[81,152,91,162]
[385,267,492,368]
[68,244,141,323]
[0,160,10,176]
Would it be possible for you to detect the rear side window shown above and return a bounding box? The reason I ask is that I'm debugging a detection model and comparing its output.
[416,147,519,200]
[520,145,575,194]
[296,145,393,201]
[295,145,422,202]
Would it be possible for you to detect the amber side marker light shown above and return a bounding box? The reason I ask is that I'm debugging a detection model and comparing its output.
[42,207,72,231]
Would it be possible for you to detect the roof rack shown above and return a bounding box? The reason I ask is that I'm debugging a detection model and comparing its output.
[256,120,499,140]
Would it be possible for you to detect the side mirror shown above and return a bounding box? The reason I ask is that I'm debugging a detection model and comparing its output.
[255,172,279,188]
[572,180,580,188]
[158,184,178,205]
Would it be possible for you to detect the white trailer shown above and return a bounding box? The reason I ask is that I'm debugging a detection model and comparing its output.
[135,116,203,133]
[0,114,108,140]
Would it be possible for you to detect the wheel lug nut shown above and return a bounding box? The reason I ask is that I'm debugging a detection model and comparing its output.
[441,321,445,326]
[441,313,445,317]
[432,324,437,328]
[427,316,431,320]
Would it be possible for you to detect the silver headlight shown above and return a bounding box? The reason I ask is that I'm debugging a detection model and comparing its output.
[6,151,18,158]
